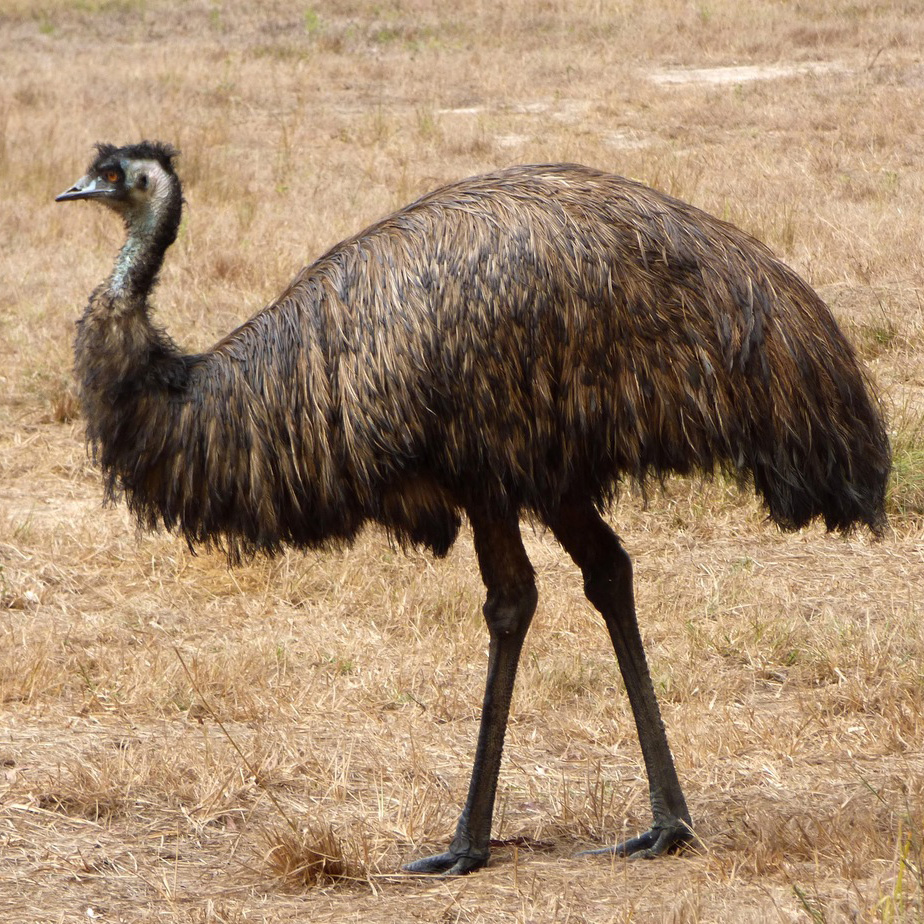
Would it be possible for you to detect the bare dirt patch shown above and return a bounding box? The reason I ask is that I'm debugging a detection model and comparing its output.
[649,61,844,86]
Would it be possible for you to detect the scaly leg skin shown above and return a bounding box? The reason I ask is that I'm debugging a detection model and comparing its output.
[403,509,538,876]
[579,824,694,860]
[547,494,694,860]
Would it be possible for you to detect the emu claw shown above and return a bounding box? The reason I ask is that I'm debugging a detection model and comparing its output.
[403,849,489,876]
[578,823,693,860]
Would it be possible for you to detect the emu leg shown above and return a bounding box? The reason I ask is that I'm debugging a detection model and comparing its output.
[404,510,537,875]
[547,496,693,858]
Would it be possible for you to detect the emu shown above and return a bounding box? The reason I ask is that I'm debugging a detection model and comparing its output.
[57,142,889,874]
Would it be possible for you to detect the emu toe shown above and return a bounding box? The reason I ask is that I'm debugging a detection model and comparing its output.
[403,848,490,876]
[579,822,694,860]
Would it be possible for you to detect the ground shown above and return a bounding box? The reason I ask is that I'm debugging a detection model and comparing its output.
[1,2,923,921]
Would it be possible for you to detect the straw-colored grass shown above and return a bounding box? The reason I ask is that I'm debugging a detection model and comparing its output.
[2,2,923,921]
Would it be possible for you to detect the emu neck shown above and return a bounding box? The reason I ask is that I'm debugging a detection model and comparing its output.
[76,169,187,432]
[108,181,181,306]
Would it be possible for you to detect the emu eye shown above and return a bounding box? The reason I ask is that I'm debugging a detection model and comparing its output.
[105,170,120,183]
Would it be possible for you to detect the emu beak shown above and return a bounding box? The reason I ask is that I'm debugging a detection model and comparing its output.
[55,173,116,202]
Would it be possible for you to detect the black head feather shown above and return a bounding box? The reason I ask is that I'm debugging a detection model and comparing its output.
[91,141,179,174]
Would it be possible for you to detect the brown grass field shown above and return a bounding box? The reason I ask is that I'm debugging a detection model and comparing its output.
[2,1,924,920]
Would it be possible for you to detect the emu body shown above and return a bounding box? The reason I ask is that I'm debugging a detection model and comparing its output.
[58,143,890,873]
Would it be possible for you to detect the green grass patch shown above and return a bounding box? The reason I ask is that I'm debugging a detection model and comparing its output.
[888,407,924,525]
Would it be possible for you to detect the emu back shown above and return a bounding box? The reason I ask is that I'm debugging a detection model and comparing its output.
[193,165,888,560]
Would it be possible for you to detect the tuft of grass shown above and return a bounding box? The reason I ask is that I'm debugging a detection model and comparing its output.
[262,822,364,890]
[49,378,80,423]
[877,827,924,923]
[858,315,900,358]
[35,757,128,822]
[303,7,321,36]
[864,779,924,921]
[792,884,828,924]
[888,406,924,524]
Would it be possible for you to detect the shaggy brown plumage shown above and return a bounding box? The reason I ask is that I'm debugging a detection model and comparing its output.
[58,143,890,874]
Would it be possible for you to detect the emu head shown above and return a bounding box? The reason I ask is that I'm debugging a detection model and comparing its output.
[56,141,181,240]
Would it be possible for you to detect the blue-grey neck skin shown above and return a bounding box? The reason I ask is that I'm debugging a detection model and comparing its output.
[108,159,182,305]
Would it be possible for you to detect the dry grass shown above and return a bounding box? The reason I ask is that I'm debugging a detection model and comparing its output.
[2,1,924,921]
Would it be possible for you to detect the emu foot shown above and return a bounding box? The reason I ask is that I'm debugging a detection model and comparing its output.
[579,822,693,860]
[403,848,489,876]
